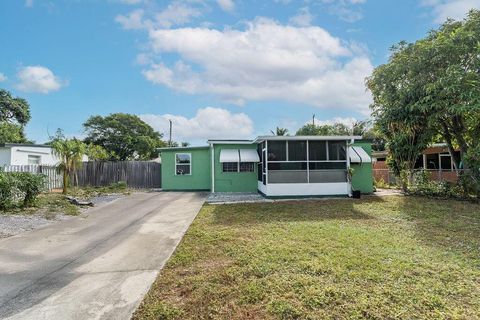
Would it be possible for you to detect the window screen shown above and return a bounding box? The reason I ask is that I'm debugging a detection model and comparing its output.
[240,162,254,172]
[268,141,286,161]
[426,154,439,170]
[288,141,307,161]
[440,154,452,171]
[328,141,346,161]
[222,162,238,172]
[308,141,327,161]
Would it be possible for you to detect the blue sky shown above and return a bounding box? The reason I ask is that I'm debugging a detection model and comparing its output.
[0,0,479,145]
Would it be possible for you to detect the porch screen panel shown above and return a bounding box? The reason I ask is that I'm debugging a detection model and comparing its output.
[268,141,286,161]
[328,141,347,161]
[309,141,327,161]
[288,141,307,161]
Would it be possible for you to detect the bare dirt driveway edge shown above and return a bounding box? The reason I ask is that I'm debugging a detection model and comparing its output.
[0,191,207,320]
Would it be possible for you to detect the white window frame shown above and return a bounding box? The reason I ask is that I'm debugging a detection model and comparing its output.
[27,155,41,165]
[175,153,192,176]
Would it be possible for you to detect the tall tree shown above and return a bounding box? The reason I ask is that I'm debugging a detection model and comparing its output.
[367,10,480,175]
[367,40,433,188]
[83,113,166,160]
[0,89,31,143]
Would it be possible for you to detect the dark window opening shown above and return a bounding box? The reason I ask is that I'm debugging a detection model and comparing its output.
[288,141,307,161]
[328,141,346,161]
[240,162,254,172]
[309,141,327,161]
[426,154,439,170]
[268,141,287,161]
[222,162,238,172]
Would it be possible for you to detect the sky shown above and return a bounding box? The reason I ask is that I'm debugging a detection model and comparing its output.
[1,0,479,145]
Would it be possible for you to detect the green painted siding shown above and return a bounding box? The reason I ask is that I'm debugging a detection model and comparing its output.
[351,141,374,194]
[213,144,258,192]
[161,147,211,191]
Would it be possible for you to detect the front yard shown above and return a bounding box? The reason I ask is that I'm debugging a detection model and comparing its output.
[133,196,480,319]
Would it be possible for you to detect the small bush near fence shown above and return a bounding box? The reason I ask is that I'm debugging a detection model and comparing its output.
[407,170,480,199]
[0,171,46,210]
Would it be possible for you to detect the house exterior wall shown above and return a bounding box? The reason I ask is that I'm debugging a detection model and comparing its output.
[9,146,59,166]
[213,143,258,192]
[160,147,211,191]
[350,141,374,194]
[0,148,12,166]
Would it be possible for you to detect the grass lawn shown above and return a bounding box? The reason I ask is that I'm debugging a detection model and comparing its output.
[133,196,480,320]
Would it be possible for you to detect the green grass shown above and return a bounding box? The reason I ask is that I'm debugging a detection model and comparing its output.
[133,196,480,320]
[0,193,80,218]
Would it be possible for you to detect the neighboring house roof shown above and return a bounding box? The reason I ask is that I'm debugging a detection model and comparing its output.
[0,143,52,148]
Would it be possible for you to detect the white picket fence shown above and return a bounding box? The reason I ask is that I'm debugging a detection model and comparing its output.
[2,165,63,190]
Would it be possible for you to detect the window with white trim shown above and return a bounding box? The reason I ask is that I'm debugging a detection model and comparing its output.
[175,153,191,175]
[28,155,41,165]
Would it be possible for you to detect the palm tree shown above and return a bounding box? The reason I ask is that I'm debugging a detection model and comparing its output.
[270,127,289,136]
[51,131,86,194]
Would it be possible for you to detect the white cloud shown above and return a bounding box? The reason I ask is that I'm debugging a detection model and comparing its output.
[421,0,480,23]
[115,2,202,30]
[142,18,373,113]
[25,0,33,7]
[289,7,313,26]
[140,107,254,142]
[15,66,65,94]
[0,73,6,82]
[115,9,146,30]
[217,0,235,12]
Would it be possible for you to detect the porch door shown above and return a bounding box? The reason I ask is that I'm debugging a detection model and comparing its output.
[262,149,267,185]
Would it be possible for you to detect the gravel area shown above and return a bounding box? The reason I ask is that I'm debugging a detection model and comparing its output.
[0,193,127,239]
[0,214,73,239]
[206,192,269,204]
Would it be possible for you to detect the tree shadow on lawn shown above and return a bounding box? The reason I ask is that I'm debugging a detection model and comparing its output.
[210,197,381,226]
[397,195,480,261]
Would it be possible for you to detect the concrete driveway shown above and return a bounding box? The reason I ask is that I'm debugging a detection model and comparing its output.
[0,191,206,320]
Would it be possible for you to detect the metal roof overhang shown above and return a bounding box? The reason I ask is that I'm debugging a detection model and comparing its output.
[219,149,240,162]
[349,146,372,164]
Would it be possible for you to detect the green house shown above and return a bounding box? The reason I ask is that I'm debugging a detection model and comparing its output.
[159,136,373,197]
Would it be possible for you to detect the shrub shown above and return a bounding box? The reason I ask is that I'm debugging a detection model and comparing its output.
[0,172,46,210]
[16,173,47,206]
[0,173,19,210]
[409,170,461,198]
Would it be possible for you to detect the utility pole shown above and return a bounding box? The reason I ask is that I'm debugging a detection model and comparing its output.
[168,119,172,147]
[312,114,315,126]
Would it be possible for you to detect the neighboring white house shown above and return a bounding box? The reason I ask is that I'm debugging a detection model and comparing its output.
[0,143,60,166]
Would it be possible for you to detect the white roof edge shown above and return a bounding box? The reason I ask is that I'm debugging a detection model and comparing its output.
[254,135,363,142]
[207,136,363,144]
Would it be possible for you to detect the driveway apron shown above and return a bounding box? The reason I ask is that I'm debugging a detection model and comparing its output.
[0,191,206,320]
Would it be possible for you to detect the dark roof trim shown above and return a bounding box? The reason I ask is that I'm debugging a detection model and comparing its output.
[157,146,210,151]
[0,143,52,148]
